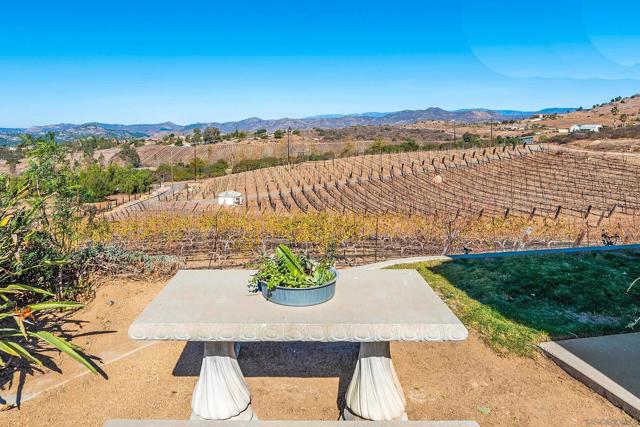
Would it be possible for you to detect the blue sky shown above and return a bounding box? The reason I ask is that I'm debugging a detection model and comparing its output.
[1,0,639,127]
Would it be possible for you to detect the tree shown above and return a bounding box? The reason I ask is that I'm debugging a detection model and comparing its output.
[462,132,480,144]
[370,137,385,153]
[203,127,221,144]
[118,143,141,167]
[620,113,629,127]
[273,129,285,139]
[611,106,619,127]
[78,163,112,201]
[22,134,81,248]
[192,128,203,144]
[80,137,98,158]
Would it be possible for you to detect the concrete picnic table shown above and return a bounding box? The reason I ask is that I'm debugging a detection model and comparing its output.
[128,269,468,421]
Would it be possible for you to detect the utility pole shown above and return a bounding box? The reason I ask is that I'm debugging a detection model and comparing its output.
[453,120,456,143]
[490,119,493,145]
[287,127,291,165]
[170,149,175,198]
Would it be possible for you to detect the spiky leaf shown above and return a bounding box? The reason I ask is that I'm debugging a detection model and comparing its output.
[29,301,84,312]
[0,284,55,297]
[0,339,41,365]
[275,244,305,277]
[29,331,97,374]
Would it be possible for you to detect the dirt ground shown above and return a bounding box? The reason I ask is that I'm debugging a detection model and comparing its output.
[1,277,637,427]
[565,138,640,154]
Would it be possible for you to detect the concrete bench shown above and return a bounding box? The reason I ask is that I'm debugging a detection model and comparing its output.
[129,270,469,422]
[106,421,479,427]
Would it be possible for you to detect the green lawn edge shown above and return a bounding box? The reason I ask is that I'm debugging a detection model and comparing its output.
[388,252,640,358]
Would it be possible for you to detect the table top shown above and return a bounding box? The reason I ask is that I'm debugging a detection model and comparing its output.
[128,269,468,343]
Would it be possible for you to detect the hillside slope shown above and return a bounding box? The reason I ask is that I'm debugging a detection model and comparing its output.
[540,94,640,128]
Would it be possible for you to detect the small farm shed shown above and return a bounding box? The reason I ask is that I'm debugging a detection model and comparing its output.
[570,124,602,133]
[217,190,243,206]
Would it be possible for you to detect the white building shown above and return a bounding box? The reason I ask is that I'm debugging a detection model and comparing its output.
[217,190,243,206]
[569,124,602,133]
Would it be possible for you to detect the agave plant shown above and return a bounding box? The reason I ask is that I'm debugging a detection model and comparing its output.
[0,175,96,374]
[0,284,96,373]
[249,244,336,291]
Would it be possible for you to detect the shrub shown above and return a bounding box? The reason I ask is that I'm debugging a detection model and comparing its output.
[0,176,96,373]
[233,157,282,172]
[203,127,221,143]
[155,159,229,181]
[71,244,181,286]
[79,163,153,202]
[231,154,332,173]
[365,138,420,154]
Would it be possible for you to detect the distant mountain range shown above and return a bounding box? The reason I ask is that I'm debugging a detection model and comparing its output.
[0,106,576,145]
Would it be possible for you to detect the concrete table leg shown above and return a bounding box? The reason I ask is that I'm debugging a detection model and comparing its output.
[343,342,408,421]
[190,341,256,420]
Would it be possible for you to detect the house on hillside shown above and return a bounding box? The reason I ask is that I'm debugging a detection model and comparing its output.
[217,190,244,206]
[569,124,602,133]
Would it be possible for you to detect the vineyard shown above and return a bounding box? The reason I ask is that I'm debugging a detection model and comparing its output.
[96,144,640,266]
[136,140,372,168]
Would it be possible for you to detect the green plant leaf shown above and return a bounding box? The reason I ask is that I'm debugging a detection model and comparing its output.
[0,339,42,365]
[29,301,84,312]
[0,340,20,357]
[0,284,55,297]
[275,244,305,278]
[29,331,98,374]
[43,258,68,266]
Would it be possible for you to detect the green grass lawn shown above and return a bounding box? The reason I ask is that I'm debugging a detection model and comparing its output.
[389,250,640,357]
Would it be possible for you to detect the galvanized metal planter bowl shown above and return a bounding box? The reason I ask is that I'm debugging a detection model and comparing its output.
[259,268,338,307]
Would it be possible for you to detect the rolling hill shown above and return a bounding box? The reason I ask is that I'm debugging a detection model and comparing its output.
[0,106,576,144]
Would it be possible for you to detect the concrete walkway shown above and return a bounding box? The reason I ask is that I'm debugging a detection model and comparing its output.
[540,333,640,420]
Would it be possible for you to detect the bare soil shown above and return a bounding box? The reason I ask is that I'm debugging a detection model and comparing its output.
[1,278,636,427]
[565,138,640,154]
